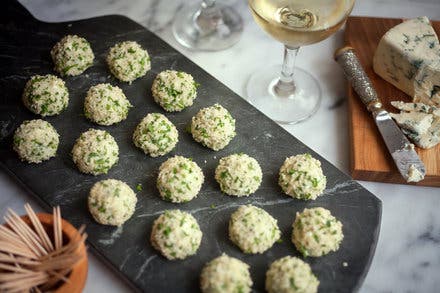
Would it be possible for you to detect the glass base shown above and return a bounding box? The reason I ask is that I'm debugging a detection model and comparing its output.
[246,65,322,125]
[172,2,243,51]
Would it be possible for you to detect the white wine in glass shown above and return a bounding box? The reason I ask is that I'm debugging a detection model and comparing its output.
[247,0,355,124]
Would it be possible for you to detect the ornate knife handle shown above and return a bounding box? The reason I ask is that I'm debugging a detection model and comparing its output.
[334,46,383,113]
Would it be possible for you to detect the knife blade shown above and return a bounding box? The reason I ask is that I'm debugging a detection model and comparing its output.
[334,46,426,183]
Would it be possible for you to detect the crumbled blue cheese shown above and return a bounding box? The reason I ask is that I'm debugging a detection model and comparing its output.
[373,17,440,107]
[390,101,440,149]
[389,112,433,135]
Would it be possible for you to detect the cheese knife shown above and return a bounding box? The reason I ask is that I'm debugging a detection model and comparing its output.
[334,46,426,183]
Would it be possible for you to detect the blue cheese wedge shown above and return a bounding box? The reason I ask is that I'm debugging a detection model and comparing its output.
[373,17,440,107]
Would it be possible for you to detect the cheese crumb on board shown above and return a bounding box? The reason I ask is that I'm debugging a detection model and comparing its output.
[200,254,252,293]
[265,256,319,293]
[150,209,202,260]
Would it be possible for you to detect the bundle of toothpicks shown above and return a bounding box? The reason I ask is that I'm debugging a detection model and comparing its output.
[0,204,87,292]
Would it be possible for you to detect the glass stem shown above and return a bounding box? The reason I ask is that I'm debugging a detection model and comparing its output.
[201,0,216,8]
[274,45,300,98]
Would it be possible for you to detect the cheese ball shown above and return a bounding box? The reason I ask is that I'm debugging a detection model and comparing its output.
[156,156,204,203]
[200,254,253,293]
[292,207,343,257]
[150,210,202,260]
[106,41,150,83]
[229,205,281,254]
[84,83,132,126]
[132,113,178,157]
[152,70,198,112]
[50,35,94,76]
[191,104,236,151]
[215,153,262,196]
[22,75,69,116]
[13,119,59,163]
[278,154,326,200]
[265,256,319,293]
[71,129,119,175]
[88,179,137,226]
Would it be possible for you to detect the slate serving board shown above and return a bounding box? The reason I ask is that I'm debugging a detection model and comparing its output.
[0,2,382,292]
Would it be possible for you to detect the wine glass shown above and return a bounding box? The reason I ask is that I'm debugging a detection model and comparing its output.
[173,0,243,51]
[247,0,355,124]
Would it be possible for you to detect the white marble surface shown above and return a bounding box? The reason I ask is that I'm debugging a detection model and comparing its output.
[1,0,439,292]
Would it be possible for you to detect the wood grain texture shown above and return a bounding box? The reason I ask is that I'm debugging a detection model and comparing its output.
[345,16,440,186]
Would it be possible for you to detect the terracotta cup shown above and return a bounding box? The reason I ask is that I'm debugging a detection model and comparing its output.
[19,213,89,293]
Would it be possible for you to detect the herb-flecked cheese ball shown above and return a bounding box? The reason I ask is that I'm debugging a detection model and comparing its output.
[22,75,69,116]
[151,70,198,112]
[191,104,236,151]
[292,207,343,257]
[84,83,132,126]
[278,154,326,200]
[133,113,178,157]
[156,156,204,203]
[13,119,59,163]
[229,205,281,254]
[106,41,150,83]
[71,129,119,175]
[88,179,137,226]
[50,35,94,76]
[200,254,253,293]
[215,153,262,196]
[150,210,202,260]
[265,256,319,293]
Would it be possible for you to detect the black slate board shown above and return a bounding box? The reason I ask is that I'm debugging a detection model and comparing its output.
[0,1,381,292]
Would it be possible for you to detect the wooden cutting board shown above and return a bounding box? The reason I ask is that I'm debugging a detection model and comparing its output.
[344,16,440,187]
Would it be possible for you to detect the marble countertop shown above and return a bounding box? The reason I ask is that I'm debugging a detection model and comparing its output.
[2,0,439,292]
